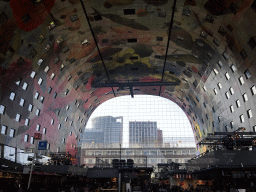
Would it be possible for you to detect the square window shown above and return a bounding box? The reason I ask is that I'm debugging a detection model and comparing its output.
[30,136,34,144]
[53,92,57,99]
[243,93,248,102]
[236,99,241,108]
[217,83,222,89]
[20,98,25,106]
[38,78,43,85]
[43,128,46,134]
[1,125,7,135]
[213,88,218,95]
[58,124,61,129]
[50,73,55,80]
[47,87,52,94]
[247,109,253,118]
[229,87,234,95]
[35,92,39,99]
[240,114,244,123]
[24,134,29,142]
[238,76,244,85]
[225,72,230,80]
[36,109,41,116]
[230,64,237,73]
[230,105,234,113]
[9,129,15,137]
[225,92,230,99]
[44,66,50,73]
[25,118,30,126]
[0,105,6,114]
[40,96,44,103]
[251,86,256,95]
[244,69,251,79]
[22,82,28,90]
[51,118,54,125]
[36,124,40,131]
[213,68,219,75]
[10,92,16,100]
[16,114,21,122]
[30,71,36,78]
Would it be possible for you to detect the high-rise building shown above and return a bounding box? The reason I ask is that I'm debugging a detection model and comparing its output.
[84,116,123,144]
[157,129,163,145]
[129,121,158,147]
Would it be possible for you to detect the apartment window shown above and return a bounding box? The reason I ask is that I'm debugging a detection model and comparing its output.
[238,76,244,85]
[36,124,41,131]
[70,121,73,126]
[66,105,70,110]
[63,138,65,143]
[24,134,29,142]
[39,96,44,103]
[213,88,218,95]
[230,64,237,73]
[240,115,245,123]
[9,129,15,137]
[65,117,68,121]
[56,109,60,115]
[50,73,55,80]
[47,87,52,94]
[236,99,241,108]
[30,71,36,78]
[253,126,256,132]
[225,72,230,80]
[25,118,30,126]
[212,121,215,127]
[58,124,61,129]
[70,132,72,136]
[217,83,222,89]
[225,92,230,99]
[44,66,50,73]
[247,109,253,118]
[51,118,54,125]
[251,86,256,95]
[35,92,39,99]
[203,86,207,92]
[38,78,43,85]
[77,103,80,107]
[229,87,234,95]
[67,76,72,81]
[28,104,33,112]
[53,92,57,99]
[77,116,80,121]
[212,106,215,113]
[10,92,16,100]
[1,125,7,135]
[230,105,234,113]
[0,105,5,114]
[43,128,46,134]
[206,114,208,119]
[47,143,50,150]
[36,109,40,116]
[218,116,221,122]
[20,98,25,106]
[30,136,34,144]
[243,93,248,102]
[213,68,218,75]
[203,102,206,108]
[16,114,21,122]
[217,60,223,68]
[65,89,69,95]
[22,82,28,90]
[244,69,251,79]
[230,121,234,129]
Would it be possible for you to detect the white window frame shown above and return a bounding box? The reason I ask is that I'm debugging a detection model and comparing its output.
[1,125,7,135]
[24,134,29,142]
[225,92,230,99]
[51,118,54,125]
[243,93,248,102]
[20,98,25,106]
[30,136,34,144]
[236,99,241,108]
[38,78,43,85]
[44,66,50,73]
[50,73,55,80]
[16,113,21,122]
[30,71,36,78]
[240,115,245,123]
[247,109,253,118]
[217,83,222,89]
[213,68,218,75]
[35,92,39,99]
[25,118,30,126]
[230,105,234,113]
[58,124,61,129]
[43,127,46,134]
[225,72,230,80]
[28,104,33,112]
[0,105,5,114]
[229,87,234,95]
[10,92,16,100]
[36,109,41,116]
[239,76,244,85]
[36,124,41,131]
[213,88,218,95]
[9,128,15,137]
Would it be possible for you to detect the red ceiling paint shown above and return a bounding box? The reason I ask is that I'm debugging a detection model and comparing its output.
[10,0,56,32]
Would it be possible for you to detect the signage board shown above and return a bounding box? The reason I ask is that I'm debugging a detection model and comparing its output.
[34,133,42,140]
[38,141,47,150]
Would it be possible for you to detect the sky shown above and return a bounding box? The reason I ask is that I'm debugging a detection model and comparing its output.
[85,95,196,148]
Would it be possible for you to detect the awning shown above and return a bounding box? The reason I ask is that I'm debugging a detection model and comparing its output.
[87,168,118,178]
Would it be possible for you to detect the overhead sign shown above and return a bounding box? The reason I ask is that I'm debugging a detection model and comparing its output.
[34,133,42,140]
[38,141,47,150]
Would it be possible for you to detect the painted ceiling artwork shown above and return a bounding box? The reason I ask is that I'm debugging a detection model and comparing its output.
[0,0,256,161]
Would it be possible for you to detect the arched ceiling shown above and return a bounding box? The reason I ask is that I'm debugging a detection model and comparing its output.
[0,0,256,157]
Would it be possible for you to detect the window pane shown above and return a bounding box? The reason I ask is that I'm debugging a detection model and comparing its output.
[35,92,39,99]
[10,92,16,100]
[16,114,21,122]
[9,129,15,137]
[22,82,28,90]
[1,125,7,135]
[229,87,234,95]
[38,78,43,85]
[20,98,25,106]
[30,71,36,78]
[251,86,256,95]
[239,76,244,85]
[0,105,6,114]
[225,72,230,80]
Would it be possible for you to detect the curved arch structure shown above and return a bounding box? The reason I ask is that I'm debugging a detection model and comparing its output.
[1,0,256,162]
